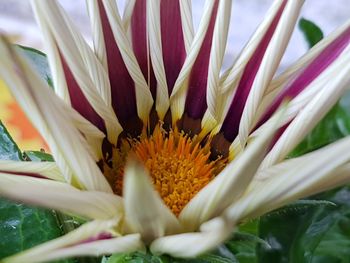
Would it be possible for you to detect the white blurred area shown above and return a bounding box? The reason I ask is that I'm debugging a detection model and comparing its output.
[0,0,349,70]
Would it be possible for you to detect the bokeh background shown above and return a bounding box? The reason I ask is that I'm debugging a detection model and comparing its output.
[0,0,349,150]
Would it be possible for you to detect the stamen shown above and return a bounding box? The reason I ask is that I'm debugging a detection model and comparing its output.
[103,125,227,215]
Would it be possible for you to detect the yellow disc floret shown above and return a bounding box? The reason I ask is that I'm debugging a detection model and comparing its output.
[103,125,226,216]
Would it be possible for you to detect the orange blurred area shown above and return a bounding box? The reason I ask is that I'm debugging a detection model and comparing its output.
[0,79,48,151]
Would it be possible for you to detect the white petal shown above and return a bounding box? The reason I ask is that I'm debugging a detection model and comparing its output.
[304,162,350,195]
[237,0,304,147]
[34,0,111,104]
[225,136,350,222]
[122,0,137,32]
[255,20,350,126]
[170,0,218,122]
[147,0,170,119]
[216,0,302,127]
[102,0,154,125]
[2,219,123,263]
[69,107,106,160]
[0,172,122,220]
[86,0,108,71]
[204,0,232,132]
[260,47,350,168]
[31,11,70,104]
[0,37,112,192]
[150,217,232,258]
[0,160,64,181]
[266,20,350,96]
[7,234,144,263]
[179,0,194,53]
[123,158,181,243]
[221,0,296,92]
[179,108,282,231]
[31,0,122,144]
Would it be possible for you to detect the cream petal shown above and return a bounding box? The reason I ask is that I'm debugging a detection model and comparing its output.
[86,0,108,71]
[179,108,282,231]
[31,11,70,104]
[123,158,181,243]
[69,107,106,160]
[260,47,350,168]
[22,234,144,263]
[203,0,232,132]
[122,0,136,32]
[220,0,286,94]
[33,0,111,104]
[225,136,350,222]
[145,0,195,119]
[253,21,350,132]
[102,0,154,125]
[150,217,232,258]
[147,0,170,119]
[265,20,350,97]
[179,0,195,53]
[169,0,218,122]
[31,0,122,144]
[216,0,302,131]
[236,0,304,146]
[0,37,112,192]
[302,162,350,196]
[253,23,350,138]
[0,160,64,182]
[0,172,122,220]
[2,219,122,263]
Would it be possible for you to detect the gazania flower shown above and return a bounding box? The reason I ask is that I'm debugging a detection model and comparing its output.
[1,0,350,262]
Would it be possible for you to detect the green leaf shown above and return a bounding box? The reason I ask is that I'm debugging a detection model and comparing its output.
[197,254,236,263]
[0,200,64,259]
[230,232,270,248]
[310,187,350,263]
[257,187,350,263]
[257,205,333,263]
[23,150,54,162]
[299,18,324,48]
[105,252,170,263]
[0,121,23,161]
[16,45,53,87]
[0,122,70,262]
[105,250,237,263]
[238,219,259,235]
[225,233,259,263]
[265,200,336,218]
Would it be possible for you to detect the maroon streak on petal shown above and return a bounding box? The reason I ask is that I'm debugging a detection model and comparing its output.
[269,122,289,151]
[256,26,350,129]
[160,0,187,94]
[98,0,138,129]
[220,0,288,142]
[0,170,47,179]
[184,0,219,119]
[131,0,157,98]
[61,54,106,133]
[73,232,113,247]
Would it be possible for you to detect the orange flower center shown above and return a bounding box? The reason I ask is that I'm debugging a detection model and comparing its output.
[103,126,227,215]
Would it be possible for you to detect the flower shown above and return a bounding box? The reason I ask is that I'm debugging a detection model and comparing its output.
[0,0,350,262]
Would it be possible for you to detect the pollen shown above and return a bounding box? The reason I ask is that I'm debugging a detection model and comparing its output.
[103,126,227,216]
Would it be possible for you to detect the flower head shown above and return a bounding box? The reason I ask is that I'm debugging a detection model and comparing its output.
[0,0,350,262]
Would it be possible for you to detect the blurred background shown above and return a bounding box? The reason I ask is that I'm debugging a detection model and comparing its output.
[0,0,349,150]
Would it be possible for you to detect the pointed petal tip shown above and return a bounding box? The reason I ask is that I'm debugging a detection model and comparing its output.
[150,216,232,258]
[123,154,181,242]
[1,219,138,263]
